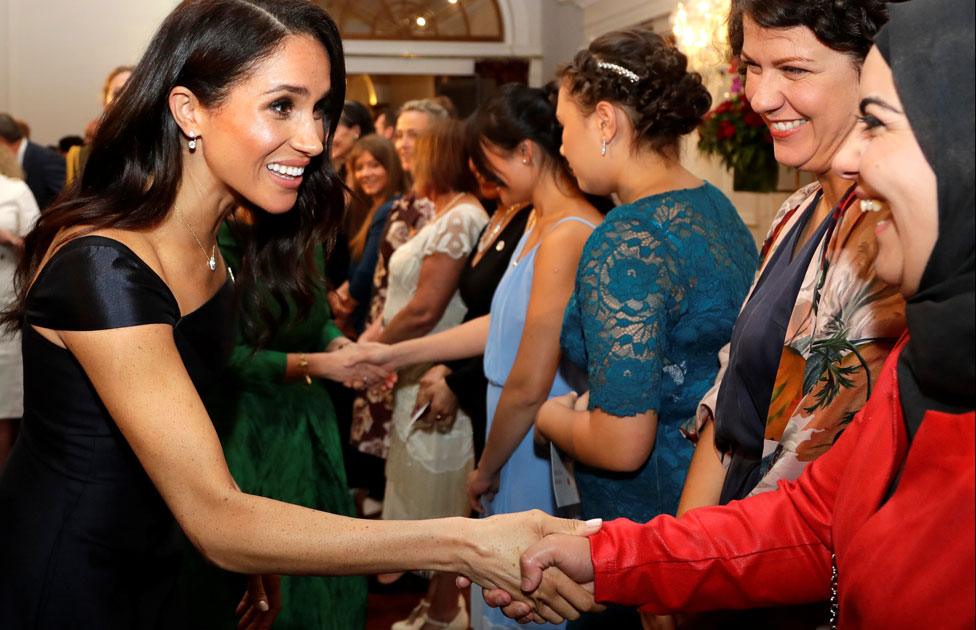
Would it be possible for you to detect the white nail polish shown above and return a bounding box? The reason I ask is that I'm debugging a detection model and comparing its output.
[585,518,603,527]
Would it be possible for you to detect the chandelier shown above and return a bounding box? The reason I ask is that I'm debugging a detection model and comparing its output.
[670,0,731,74]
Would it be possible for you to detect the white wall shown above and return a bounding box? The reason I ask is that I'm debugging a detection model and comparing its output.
[541,1,585,84]
[0,0,584,146]
[1,0,177,145]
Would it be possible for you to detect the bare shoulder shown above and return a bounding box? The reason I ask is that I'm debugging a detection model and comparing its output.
[539,208,601,254]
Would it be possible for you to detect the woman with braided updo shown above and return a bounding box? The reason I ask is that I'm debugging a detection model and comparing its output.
[533,28,758,628]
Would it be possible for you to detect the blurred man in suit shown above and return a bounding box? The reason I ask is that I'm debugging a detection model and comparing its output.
[0,113,66,211]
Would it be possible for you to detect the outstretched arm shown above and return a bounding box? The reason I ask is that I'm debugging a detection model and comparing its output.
[377,314,490,370]
[53,322,598,622]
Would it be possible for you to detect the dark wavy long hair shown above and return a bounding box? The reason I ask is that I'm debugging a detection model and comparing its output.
[2,0,346,345]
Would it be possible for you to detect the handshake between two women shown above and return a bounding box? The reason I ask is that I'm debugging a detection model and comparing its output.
[457,511,603,625]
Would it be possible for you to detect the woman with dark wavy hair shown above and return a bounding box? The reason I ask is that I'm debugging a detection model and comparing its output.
[0,1,599,628]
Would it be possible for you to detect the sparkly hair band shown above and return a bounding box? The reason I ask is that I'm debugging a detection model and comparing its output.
[596,61,640,84]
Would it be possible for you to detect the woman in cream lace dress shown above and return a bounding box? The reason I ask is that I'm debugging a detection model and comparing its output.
[379,119,487,629]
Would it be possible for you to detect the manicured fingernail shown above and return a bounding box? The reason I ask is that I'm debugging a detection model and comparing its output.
[258,600,269,612]
[585,518,602,527]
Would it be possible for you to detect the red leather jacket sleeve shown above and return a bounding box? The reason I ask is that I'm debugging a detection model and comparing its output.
[589,405,867,613]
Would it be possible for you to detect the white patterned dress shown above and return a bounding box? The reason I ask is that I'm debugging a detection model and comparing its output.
[381,200,488,520]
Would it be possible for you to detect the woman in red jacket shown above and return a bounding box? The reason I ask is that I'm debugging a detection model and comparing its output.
[485,0,975,627]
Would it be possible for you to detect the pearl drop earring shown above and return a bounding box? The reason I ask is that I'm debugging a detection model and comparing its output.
[600,138,608,157]
[188,134,198,152]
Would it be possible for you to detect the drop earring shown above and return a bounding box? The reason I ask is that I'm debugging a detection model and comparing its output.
[188,134,198,152]
[600,138,608,157]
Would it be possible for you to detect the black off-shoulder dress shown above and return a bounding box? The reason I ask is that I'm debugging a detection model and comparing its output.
[0,236,234,629]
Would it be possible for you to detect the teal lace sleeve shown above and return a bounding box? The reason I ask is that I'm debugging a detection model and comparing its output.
[567,214,673,417]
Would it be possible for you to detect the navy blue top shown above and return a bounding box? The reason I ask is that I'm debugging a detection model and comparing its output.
[561,182,757,522]
[347,196,396,332]
[715,192,836,504]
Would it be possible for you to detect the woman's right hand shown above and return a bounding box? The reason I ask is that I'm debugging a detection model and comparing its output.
[479,531,598,624]
[306,346,390,388]
[456,511,603,624]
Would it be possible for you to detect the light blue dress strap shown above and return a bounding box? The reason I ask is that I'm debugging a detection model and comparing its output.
[551,216,597,230]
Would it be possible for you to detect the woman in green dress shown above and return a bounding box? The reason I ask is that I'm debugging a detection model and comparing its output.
[185,217,385,629]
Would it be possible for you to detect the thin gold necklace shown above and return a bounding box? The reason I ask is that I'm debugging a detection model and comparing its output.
[176,207,217,271]
[477,202,525,254]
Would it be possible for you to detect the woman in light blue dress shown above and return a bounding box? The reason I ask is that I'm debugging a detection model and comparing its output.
[534,29,758,629]
[464,85,604,630]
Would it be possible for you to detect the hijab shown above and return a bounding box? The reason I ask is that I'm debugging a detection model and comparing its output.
[875,0,976,434]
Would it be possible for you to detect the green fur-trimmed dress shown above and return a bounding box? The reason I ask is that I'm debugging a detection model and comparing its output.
[182,223,367,629]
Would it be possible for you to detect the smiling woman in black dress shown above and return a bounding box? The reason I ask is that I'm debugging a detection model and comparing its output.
[0,1,599,628]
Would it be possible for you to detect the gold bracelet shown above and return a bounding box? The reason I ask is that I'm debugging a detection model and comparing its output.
[298,353,312,385]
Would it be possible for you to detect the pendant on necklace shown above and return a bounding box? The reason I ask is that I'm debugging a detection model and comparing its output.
[495,240,505,251]
[208,255,217,271]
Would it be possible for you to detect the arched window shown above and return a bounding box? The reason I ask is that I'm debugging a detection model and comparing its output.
[315,0,504,42]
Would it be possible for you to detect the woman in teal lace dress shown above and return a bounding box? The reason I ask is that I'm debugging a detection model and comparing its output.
[535,30,757,628]
[184,219,371,629]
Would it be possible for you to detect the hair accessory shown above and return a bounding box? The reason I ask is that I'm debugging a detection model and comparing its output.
[188,134,198,152]
[597,61,640,84]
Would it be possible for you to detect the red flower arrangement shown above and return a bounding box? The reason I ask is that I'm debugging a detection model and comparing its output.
[698,66,780,192]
